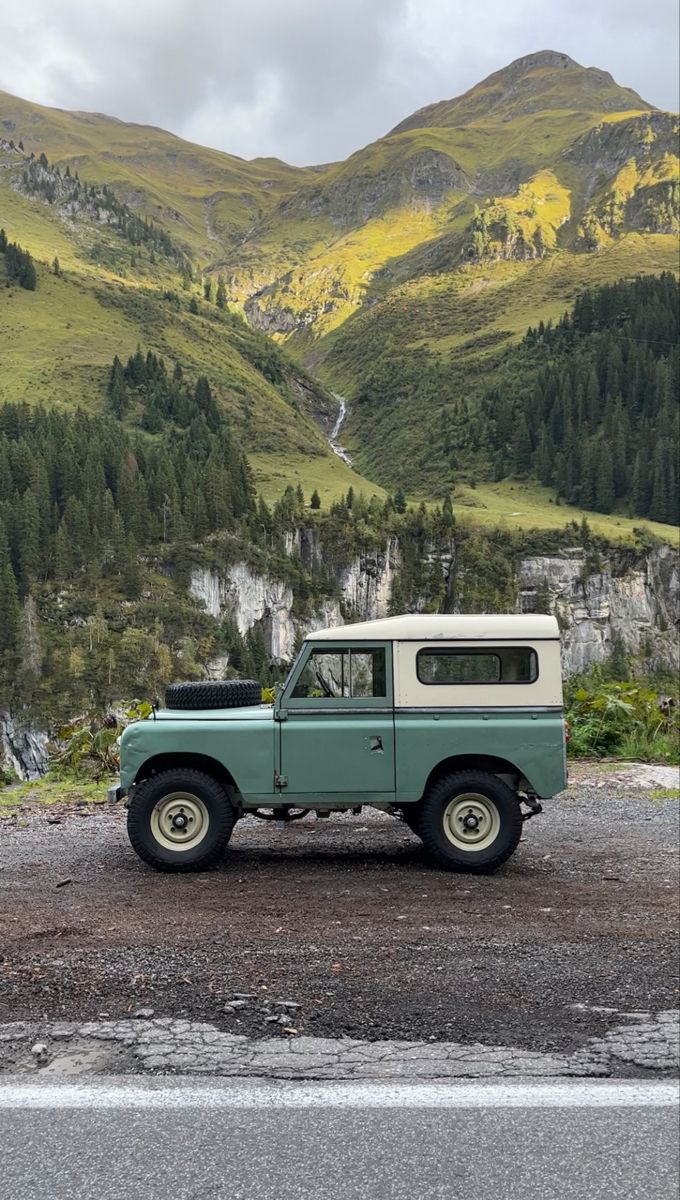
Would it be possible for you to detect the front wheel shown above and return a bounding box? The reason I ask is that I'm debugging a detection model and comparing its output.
[419,771,523,873]
[127,769,236,872]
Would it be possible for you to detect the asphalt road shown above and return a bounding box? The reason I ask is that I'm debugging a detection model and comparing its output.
[1,1079,678,1200]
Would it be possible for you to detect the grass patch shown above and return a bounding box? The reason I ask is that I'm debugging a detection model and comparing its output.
[0,774,116,811]
[250,449,385,505]
[452,480,678,543]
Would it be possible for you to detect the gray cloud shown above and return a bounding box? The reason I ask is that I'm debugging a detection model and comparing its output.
[1,0,677,163]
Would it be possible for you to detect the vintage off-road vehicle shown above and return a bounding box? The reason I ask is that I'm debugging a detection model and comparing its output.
[112,614,567,873]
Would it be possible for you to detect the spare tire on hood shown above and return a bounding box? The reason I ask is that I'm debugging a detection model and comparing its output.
[165,679,262,711]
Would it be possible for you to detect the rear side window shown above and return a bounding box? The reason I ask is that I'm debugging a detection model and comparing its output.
[417,647,538,685]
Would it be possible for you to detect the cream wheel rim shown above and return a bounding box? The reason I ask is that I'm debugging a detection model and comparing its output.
[443,793,501,852]
[150,792,210,852]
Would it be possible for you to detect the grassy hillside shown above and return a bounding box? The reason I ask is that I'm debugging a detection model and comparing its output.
[214,54,678,502]
[0,141,379,505]
[0,51,677,535]
[0,89,314,260]
[452,480,677,543]
[325,274,679,534]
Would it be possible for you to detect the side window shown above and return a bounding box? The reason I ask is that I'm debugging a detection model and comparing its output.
[291,648,387,700]
[292,650,349,699]
[350,650,387,698]
[417,647,538,684]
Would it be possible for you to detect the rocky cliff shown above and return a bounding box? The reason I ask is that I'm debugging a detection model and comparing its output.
[0,713,49,781]
[190,539,678,678]
[518,543,679,675]
[4,539,676,781]
[189,538,401,664]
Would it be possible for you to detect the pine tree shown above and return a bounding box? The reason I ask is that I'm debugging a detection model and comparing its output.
[388,574,407,616]
[215,276,227,308]
[16,594,42,703]
[54,522,72,578]
[122,534,141,599]
[442,493,455,528]
[534,430,553,486]
[512,415,532,475]
[19,250,37,290]
[109,375,128,418]
[19,489,41,590]
[0,528,19,657]
[310,488,321,510]
[594,440,615,513]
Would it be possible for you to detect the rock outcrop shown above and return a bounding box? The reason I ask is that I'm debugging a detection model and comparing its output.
[5,540,677,780]
[278,149,472,230]
[564,113,677,178]
[0,713,49,781]
[190,540,402,665]
[518,543,679,674]
[190,539,678,678]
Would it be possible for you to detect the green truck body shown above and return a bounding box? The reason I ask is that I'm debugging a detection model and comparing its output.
[120,704,566,805]
[116,614,567,873]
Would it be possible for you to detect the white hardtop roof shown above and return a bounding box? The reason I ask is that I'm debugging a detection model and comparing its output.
[307,614,560,642]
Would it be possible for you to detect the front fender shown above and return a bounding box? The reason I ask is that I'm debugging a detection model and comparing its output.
[119,716,276,799]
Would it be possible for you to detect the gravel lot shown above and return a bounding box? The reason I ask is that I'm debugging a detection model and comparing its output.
[0,765,678,1059]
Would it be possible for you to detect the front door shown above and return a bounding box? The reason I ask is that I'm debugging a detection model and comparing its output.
[278,642,395,801]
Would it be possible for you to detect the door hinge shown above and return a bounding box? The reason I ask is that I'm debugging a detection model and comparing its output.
[274,773,288,789]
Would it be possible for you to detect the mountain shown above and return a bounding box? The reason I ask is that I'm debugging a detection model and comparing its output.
[215,53,678,489]
[227,50,671,319]
[388,50,650,132]
[0,54,678,734]
[0,117,373,504]
[0,88,313,257]
[0,52,678,503]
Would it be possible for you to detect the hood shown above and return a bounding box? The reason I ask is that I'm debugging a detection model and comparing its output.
[150,704,274,723]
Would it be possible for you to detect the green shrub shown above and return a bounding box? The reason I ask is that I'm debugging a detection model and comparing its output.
[566,674,679,762]
[50,700,153,779]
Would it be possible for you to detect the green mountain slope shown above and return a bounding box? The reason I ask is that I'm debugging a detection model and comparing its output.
[341,273,679,522]
[0,140,377,504]
[388,50,650,132]
[0,50,677,515]
[0,88,314,258]
[215,52,678,491]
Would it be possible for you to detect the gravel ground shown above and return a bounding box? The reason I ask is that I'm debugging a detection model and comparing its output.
[0,764,678,1061]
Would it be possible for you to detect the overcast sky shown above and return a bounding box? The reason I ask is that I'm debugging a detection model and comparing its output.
[1,0,678,164]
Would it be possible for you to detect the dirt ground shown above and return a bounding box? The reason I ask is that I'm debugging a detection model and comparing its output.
[0,764,678,1056]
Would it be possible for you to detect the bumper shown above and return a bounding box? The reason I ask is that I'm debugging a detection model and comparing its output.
[107,783,126,804]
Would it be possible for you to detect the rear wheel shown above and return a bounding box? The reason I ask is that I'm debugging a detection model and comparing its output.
[127,769,236,872]
[419,770,522,873]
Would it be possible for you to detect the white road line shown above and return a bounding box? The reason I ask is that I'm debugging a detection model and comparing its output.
[0,1080,678,1110]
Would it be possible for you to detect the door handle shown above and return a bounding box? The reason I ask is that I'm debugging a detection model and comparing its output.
[369,736,383,753]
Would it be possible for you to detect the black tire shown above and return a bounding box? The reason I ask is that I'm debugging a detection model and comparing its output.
[419,770,522,873]
[127,769,236,872]
[165,679,261,711]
